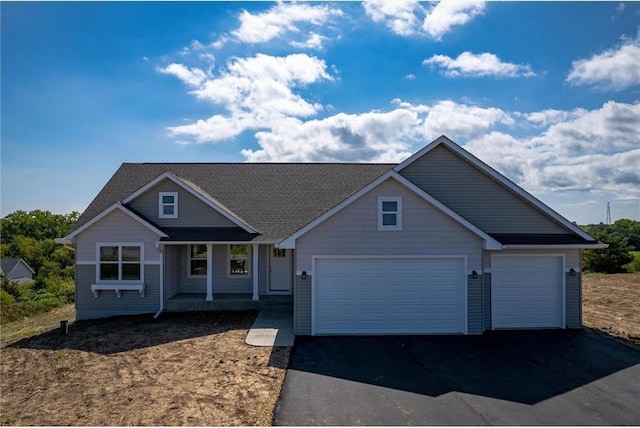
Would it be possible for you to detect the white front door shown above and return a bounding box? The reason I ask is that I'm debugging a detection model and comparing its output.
[269,247,292,293]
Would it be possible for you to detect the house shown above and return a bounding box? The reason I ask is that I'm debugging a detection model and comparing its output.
[1,258,35,284]
[61,136,605,335]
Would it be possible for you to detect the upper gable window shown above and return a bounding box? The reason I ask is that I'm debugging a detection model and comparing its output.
[159,192,178,219]
[378,197,402,231]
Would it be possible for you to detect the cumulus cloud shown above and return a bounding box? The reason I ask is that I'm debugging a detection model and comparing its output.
[157,63,208,87]
[422,0,486,40]
[225,2,343,48]
[362,0,485,40]
[165,53,334,142]
[424,51,536,78]
[566,37,640,91]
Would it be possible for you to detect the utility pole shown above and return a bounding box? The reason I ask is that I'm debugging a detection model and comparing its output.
[606,202,611,225]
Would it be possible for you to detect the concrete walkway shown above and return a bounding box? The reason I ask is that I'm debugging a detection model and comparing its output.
[245,304,295,347]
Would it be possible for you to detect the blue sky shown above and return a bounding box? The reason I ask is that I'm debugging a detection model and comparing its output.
[2,1,639,225]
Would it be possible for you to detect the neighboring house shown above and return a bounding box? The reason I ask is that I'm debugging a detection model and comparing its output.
[61,136,605,335]
[1,258,35,284]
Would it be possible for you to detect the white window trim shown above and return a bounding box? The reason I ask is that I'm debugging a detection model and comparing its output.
[378,196,402,231]
[187,244,208,278]
[159,192,178,219]
[95,243,144,284]
[227,244,251,278]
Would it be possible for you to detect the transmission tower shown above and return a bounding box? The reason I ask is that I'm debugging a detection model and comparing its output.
[606,202,611,225]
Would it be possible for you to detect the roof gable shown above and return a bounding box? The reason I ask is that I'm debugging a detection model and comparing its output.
[1,258,35,276]
[396,136,595,242]
[278,170,502,250]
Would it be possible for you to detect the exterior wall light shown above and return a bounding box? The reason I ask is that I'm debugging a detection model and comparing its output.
[472,270,479,279]
[301,271,307,280]
[570,268,577,276]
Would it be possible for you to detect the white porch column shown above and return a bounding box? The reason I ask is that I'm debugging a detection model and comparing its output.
[252,244,259,301]
[206,243,213,301]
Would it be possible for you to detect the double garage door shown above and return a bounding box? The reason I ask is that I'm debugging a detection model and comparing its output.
[313,257,466,335]
[492,256,564,329]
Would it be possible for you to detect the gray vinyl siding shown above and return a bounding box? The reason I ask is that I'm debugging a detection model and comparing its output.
[467,275,483,334]
[400,145,569,234]
[170,244,267,295]
[75,264,160,320]
[483,273,492,331]
[76,208,163,263]
[164,245,180,300]
[7,263,33,280]
[294,275,312,335]
[128,178,238,228]
[296,178,483,272]
[566,272,582,329]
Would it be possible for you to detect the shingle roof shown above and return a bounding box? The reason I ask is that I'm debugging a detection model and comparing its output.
[1,258,21,273]
[72,163,395,242]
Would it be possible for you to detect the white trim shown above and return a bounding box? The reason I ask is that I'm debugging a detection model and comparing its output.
[206,243,213,301]
[268,245,293,295]
[91,283,145,298]
[395,135,595,242]
[187,244,208,278]
[95,242,145,284]
[77,260,96,265]
[158,191,178,219]
[252,244,259,301]
[278,171,502,250]
[63,203,168,240]
[377,197,402,231]
[311,255,468,336]
[490,253,566,329]
[121,172,256,233]
[227,244,251,278]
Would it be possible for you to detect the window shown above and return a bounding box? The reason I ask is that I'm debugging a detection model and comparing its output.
[98,244,142,282]
[228,245,249,277]
[378,197,402,231]
[273,248,287,258]
[159,192,178,218]
[189,245,208,277]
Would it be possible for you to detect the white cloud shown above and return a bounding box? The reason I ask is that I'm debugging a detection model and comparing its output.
[424,51,536,78]
[363,0,423,36]
[362,0,485,40]
[422,0,486,40]
[524,109,574,127]
[566,38,640,91]
[157,63,208,87]
[229,2,343,46]
[290,32,328,50]
[166,53,334,142]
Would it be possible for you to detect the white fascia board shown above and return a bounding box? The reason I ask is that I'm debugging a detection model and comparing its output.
[160,241,275,245]
[502,243,609,250]
[395,135,595,242]
[63,203,168,240]
[121,172,257,234]
[278,170,503,250]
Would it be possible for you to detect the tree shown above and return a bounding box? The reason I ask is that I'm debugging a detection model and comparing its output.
[1,210,79,243]
[583,230,633,273]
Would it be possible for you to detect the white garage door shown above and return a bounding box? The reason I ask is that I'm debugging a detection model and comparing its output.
[313,257,466,335]
[492,256,564,329]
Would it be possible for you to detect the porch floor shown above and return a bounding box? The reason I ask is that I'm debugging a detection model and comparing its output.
[165,293,293,312]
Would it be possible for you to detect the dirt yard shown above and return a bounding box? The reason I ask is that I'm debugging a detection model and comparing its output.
[582,273,640,347]
[0,311,290,426]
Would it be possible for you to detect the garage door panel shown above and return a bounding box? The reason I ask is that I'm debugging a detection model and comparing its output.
[314,257,465,335]
[492,256,563,329]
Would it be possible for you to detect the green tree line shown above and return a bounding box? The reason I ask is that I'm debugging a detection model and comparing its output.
[1,210,79,323]
[581,219,640,273]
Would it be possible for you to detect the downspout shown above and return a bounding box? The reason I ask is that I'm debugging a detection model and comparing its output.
[154,243,164,319]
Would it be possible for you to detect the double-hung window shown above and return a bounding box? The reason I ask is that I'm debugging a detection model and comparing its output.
[378,197,402,231]
[188,245,208,277]
[159,192,178,218]
[98,244,143,282]
[228,245,249,277]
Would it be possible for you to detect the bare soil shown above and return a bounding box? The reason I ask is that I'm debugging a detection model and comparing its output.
[582,273,640,348]
[0,311,290,426]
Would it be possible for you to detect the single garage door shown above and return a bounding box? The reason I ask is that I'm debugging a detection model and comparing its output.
[313,257,466,335]
[492,256,564,329]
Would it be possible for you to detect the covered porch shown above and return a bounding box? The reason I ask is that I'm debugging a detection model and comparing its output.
[165,293,293,312]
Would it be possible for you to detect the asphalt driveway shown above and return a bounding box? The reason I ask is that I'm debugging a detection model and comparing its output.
[274,330,640,425]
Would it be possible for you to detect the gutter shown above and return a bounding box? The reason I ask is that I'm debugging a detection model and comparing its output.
[154,243,165,319]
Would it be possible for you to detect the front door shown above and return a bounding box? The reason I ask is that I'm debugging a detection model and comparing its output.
[269,246,292,293]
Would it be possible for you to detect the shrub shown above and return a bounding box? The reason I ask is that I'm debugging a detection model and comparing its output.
[583,230,634,273]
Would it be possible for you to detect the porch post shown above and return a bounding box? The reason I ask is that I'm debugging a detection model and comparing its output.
[206,243,213,301]
[252,244,259,301]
